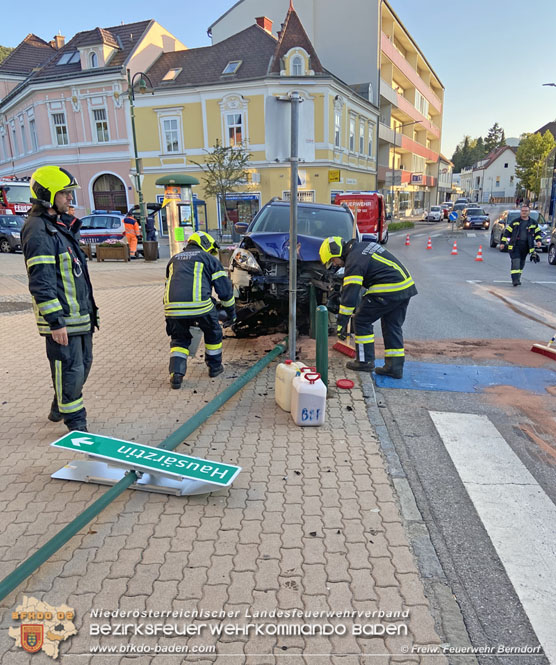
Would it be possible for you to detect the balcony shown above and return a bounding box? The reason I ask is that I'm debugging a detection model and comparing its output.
[378,122,401,146]
[379,78,398,106]
[400,135,438,163]
[394,96,441,139]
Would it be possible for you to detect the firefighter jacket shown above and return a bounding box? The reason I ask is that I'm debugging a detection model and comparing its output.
[338,241,417,319]
[164,244,235,318]
[21,209,98,336]
[500,217,541,252]
[123,216,140,237]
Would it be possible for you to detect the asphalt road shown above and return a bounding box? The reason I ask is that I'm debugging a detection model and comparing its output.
[373,221,556,665]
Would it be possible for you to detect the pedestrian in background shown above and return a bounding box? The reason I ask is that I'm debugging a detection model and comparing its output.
[123,210,141,258]
[500,204,542,286]
[145,214,157,241]
[319,235,417,378]
[21,165,98,432]
[164,232,235,388]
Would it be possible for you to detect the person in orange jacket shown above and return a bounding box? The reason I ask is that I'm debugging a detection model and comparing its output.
[123,211,141,258]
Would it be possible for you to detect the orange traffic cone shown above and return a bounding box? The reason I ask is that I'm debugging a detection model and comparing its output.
[451,241,458,255]
[405,234,411,246]
[475,245,484,262]
[426,237,432,250]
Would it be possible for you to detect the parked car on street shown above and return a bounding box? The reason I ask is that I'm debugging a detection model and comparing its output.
[454,197,469,206]
[0,214,23,253]
[440,202,453,219]
[490,209,550,250]
[460,207,490,230]
[425,206,443,222]
[229,199,361,336]
[548,224,556,265]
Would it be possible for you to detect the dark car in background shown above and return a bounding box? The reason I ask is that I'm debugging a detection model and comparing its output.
[229,199,359,336]
[460,207,490,230]
[490,209,550,250]
[0,214,23,253]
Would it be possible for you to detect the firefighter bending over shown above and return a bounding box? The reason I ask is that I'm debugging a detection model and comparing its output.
[319,236,417,379]
[164,232,236,388]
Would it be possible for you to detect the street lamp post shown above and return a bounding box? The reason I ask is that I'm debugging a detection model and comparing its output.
[390,119,420,219]
[127,68,154,245]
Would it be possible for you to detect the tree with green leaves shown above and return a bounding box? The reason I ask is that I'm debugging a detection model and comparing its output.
[191,141,252,230]
[484,122,506,154]
[515,130,555,198]
[0,45,14,65]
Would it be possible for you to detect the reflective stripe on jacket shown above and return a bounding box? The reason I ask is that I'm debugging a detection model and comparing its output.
[123,216,140,237]
[339,241,417,315]
[164,244,234,318]
[21,210,98,336]
[500,218,541,252]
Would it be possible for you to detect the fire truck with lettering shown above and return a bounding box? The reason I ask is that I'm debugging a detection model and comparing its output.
[333,191,389,244]
[0,176,32,216]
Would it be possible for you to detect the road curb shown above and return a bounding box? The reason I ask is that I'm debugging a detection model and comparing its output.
[361,374,478,664]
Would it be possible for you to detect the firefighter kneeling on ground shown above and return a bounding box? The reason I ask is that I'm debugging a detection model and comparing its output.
[123,211,141,258]
[164,232,236,388]
[319,235,417,379]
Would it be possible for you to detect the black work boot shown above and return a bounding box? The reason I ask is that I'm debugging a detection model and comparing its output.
[375,357,404,379]
[346,360,375,372]
[208,364,224,378]
[170,373,183,389]
[67,423,88,432]
[48,397,63,422]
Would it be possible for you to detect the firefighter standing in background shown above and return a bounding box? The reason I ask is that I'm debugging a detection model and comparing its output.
[164,232,235,388]
[123,210,141,258]
[319,236,417,379]
[21,165,98,432]
[499,204,542,286]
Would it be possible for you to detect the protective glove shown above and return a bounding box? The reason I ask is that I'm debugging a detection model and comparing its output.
[530,251,540,263]
[222,306,237,328]
[336,314,349,340]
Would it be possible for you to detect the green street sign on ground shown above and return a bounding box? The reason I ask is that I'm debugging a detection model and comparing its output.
[51,432,240,487]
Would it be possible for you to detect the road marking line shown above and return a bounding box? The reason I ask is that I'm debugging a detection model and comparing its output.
[430,411,556,663]
[493,280,512,283]
[533,281,556,284]
[431,233,442,237]
[413,234,425,238]
[466,280,483,283]
[466,233,477,237]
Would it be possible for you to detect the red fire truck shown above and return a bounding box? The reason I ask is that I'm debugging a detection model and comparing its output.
[333,191,388,244]
[0,177,32,216]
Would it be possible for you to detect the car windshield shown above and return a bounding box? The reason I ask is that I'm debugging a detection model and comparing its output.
[431,207,441,212]
[454,204,466,211]
[2,183,30,203]
[0,216,23,229]
[467,208,486,216]
[81,216,121,230]
[250,206,354,242]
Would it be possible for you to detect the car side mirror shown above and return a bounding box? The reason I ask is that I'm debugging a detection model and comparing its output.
[234,222,249,234]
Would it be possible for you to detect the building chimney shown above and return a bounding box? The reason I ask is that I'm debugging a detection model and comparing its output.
[50,34,65,49]
[255,16,273,34]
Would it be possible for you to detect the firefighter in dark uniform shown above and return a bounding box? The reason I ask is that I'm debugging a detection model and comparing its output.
[500,204,542,286]
[21,165,98,431]
[319,236,417,379]
[164,232,235,388]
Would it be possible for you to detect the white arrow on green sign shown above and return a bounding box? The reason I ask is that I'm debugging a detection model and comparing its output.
[51,431,240,487]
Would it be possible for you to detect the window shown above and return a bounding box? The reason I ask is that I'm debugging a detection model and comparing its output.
[93,109,109,142]
[292,56,303,76]
[226,113,243,146]
[162,117,180,153]
[19,118,28,154]
[334,110,341,147]
[349,117,355,152]
[52,112,69,145]
[359,122,364,154]
[29,118,38,152]
[11,125,19,156]
[1,132,7,161]
[57,51,80,65]
[222,60,242,75]
[162,68,182,82]
[368,122,374,157]
[510,176,514,184]
[504,163,508,168]
[415,90,429,117]
[496,177,501,187]
[89,52,98,68]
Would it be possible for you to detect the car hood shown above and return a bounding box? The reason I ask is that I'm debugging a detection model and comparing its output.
[467,214,488,219]
[243,232,324,261]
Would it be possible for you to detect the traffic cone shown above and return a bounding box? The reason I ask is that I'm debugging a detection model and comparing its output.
[451,241,458,255]
[426,237,432,250]
[475,245,484,262]
[405,234,410,246]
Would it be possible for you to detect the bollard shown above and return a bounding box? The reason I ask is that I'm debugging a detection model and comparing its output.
[309,283,317,339]
[315,305,328,387]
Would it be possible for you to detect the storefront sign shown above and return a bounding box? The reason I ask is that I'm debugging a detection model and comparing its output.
[328,169,341,183]
[411,173,423,184]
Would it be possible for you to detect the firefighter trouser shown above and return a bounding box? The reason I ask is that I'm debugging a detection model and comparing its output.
[354,295,410,364]
[510,245,529,284]
[125,233,138,256]
[166,310,223,376]
[46,333,93,428]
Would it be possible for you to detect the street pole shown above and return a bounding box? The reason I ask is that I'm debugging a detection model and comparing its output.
[127,69,148,245]
[289,91,301,361]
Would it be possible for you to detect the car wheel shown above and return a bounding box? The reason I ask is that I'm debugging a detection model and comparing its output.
[380,230,389,245]
[489,232,497,248]
[549,245,556,265]
[0,238,11,253]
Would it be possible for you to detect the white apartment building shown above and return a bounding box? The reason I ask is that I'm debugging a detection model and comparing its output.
[462,146,518,203]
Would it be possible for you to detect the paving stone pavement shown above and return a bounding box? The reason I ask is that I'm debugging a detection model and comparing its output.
[0,253,447,664]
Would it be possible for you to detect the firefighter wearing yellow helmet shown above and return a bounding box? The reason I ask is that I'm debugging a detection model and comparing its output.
[164,231,235,388]
[21,166,98,431]
[319,235,417,378]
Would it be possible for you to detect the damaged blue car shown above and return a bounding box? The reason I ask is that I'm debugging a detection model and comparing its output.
[228,199,358,336]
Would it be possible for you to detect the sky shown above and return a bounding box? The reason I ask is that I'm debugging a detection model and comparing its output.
[2,0,556,159]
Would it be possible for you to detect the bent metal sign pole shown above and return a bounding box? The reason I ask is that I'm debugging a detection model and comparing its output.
[50,431,241,496]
